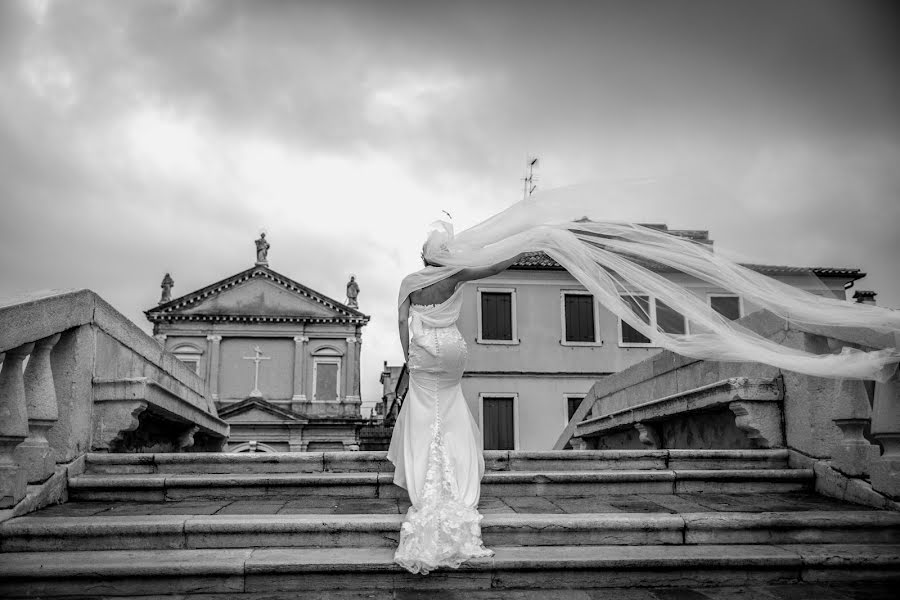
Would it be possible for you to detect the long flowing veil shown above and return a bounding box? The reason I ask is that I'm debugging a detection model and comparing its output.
[404,184,900,382]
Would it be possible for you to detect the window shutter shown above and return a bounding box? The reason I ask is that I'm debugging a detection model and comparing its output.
[656,299,686,335]
[481,292,513,340]
[621,295,651,344]
[710,296,742,321]
[564,294,595,342]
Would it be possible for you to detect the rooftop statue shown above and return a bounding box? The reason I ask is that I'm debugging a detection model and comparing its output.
[159,273,174,305]
[346,275,360,308]
[255,233,270,266]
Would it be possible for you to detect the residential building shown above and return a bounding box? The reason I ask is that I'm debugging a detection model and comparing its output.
[385,225,866,451]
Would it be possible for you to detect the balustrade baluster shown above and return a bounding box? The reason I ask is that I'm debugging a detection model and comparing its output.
[870,366,900,498]
[0,342,34,508]
[14,334,62,484]
[831,378,877,477]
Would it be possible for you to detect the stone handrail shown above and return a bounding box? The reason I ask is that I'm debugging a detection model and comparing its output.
[573,377,784,450]
[0,289,229,512]
[554,309,899,500]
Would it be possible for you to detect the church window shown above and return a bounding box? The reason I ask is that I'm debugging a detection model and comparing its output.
[313,357,341,401]
[477,288,517,343]
[172,343,203,375]
[231,441,277,453]
[562,291,598,344]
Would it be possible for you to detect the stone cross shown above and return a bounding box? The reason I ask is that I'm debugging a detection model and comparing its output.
[242,346,271,398]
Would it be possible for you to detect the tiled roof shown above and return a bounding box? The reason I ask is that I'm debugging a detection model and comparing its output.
[741,264,865,279]
[511,252,865,280]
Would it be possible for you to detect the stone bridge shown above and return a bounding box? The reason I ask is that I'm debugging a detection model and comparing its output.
[0,290,229,517]
[556,309,900,505]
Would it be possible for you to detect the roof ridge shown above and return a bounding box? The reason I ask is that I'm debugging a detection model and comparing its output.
[512,251,864,278]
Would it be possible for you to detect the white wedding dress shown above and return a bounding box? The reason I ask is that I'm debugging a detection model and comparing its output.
[387,284,494,574]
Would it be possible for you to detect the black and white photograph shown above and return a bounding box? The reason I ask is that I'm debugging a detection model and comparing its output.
[1,1,899,598]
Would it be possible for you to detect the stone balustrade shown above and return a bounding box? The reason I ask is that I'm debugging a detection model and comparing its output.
[571,377,784,451]
[554,309,900,500]
[0,290,229,512]
[383,363,408,428]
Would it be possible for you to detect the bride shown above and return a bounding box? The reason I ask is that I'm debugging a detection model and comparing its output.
[388,187,900,574]
[387,243,523,574]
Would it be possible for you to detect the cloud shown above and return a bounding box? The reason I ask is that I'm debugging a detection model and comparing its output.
[1,0,898,410]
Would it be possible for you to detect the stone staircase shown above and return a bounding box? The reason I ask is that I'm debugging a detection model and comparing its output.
[2,450,899,597]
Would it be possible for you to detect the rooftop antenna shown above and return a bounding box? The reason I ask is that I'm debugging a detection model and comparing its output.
[522,156,539,201]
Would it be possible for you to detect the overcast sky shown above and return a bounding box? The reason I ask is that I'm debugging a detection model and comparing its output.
[1,0,898,412]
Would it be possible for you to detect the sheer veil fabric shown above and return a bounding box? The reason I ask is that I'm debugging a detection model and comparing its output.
[389,184,899,574]
[401,185,900,382]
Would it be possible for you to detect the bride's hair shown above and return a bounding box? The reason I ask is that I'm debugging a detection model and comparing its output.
[421,221,453,266]
[420,247,441,267]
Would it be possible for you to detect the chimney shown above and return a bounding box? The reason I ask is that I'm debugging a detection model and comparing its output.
[852,290,877,306]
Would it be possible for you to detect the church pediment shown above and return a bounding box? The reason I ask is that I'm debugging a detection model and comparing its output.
[146,266,368,325]
[181,277,335,318]
[218,398,307,424]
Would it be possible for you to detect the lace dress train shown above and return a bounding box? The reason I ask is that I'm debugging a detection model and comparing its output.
[387,290,493,574]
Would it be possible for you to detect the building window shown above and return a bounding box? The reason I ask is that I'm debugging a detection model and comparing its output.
[230,441,277,453]
[656,299,687,335]
[619,295,652,345]
[561,291,598,344]
[618,295,687,347]
[709,294,743,321]
[313,358,341,401]
[480,394,517,450]
[565,393,586,425]
[179,359,200,374]
[477,288,517,344]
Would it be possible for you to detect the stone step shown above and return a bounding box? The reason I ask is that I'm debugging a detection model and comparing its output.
[2,544,898,597]
[83,449,790,475]
[67,468,813,502]
[3,511,898,552]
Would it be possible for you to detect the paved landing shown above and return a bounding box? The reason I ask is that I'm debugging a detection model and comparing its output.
[102,583,898,599]
[392,583,897,600]
[31,492,870,518]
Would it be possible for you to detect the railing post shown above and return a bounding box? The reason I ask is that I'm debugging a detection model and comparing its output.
[0,342,34,508]
[831,378,877,477]
[635,422,662,449]
[14,334,62,484]
[870,367,900,498]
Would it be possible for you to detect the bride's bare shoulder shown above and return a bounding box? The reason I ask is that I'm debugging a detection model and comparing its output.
[410,278,459,305]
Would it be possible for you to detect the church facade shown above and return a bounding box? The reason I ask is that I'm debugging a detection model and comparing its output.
[145,244,369,452]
